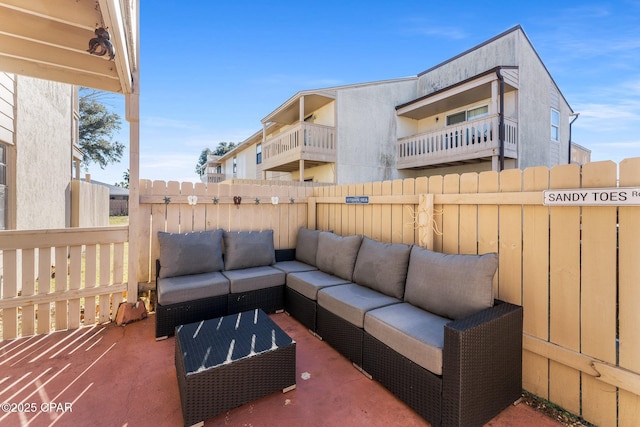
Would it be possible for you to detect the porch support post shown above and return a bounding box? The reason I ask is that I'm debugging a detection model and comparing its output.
[490,80,500,172]
[491,80,499,115]
[126,87,140,303]
[299,96,305,122]
[491,155,499,172]
[299,159,305,182]
[125,5,141,304]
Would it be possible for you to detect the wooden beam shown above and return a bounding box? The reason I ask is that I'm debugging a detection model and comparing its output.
[0,226,128,250]
[0,283,127,310]
[524,334,640,396]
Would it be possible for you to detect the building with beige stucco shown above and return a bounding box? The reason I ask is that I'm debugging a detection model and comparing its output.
[206,25,590,185]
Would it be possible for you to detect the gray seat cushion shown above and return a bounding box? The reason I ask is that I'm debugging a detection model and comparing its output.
[222,266,285,293]
[158,229,224,278]
[273,260,318,274]
[223,230,276,271]
[295,228,322,267]
[287,270,350,300]
[315,232,363,281]
[352,237,411,299]
[157,271,229,306]
[404,246,498,320]
[317,283,400,328]
[364,303,450,375]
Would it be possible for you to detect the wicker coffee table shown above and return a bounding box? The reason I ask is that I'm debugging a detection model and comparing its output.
[175,309,296,427]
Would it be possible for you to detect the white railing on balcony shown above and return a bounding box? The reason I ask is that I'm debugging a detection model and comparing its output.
[205,173,227,183]
[397,114,518,169]
[262,122,336,170]
[0,226,128,339]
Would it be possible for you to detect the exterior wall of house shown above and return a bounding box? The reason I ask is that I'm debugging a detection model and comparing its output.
[416,32,518,96]
[309,101,335,126]
[291,163,335,182]
[335,79,417,184]
[14,76,73,230]
[223,142,258,180]
[0,73,16,230]
[415,28,571,170]
[516,33,571,168]
[222,28,572,184]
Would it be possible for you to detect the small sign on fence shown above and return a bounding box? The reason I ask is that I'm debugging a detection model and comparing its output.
[543,187,640,206]
[345,196,369,204]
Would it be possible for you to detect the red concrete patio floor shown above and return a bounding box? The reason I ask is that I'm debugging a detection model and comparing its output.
[0,313,563,427]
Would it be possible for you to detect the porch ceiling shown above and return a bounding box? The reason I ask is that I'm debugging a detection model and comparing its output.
[397,70,517,121]
[0,0,138,94]
[263,92,335,125]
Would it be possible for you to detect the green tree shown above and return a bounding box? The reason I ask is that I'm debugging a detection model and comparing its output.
[212,141,237,155]
[79,88,124,169]
[116,169,129,189]
[195,142,237,176]
[195,148,212,176]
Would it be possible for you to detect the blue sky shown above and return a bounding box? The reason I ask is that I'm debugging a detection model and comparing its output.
[88,0,640,185]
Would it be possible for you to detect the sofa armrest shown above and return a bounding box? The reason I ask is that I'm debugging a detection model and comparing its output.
[275,248,296,262]
[442,300,523,427]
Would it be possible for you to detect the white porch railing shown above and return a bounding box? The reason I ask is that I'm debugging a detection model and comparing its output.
[397,114,518,169]
[204,173,227,183]
[0,226,128,339]
[262,122,336,170]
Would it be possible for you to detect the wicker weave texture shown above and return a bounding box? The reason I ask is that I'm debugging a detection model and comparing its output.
[175,310,296,427]
[316,305,363,366]
[155,295,227,338]
[284,287,317,331]
[363,332,442,426]
[227,285,284,314]
[442,302,523,427]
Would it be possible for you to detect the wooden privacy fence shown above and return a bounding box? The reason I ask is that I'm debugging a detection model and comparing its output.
[136,180,313,284]
[134,159,638,426]
[308,158,640,427]
[0,226,128,340]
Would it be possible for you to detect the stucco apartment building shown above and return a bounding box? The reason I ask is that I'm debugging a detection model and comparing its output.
[0,73,83,230]
[205,25,590,185]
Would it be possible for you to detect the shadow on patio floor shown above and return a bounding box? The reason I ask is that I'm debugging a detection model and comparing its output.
[0,313,562,427]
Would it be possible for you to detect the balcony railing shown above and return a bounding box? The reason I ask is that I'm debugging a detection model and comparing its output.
[262,122,336,171]
[204,173,227,183]
[397,114,518,169]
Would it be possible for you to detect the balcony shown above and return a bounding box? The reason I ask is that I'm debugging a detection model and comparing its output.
[262,122,336,172]
[204,172,227,183]
[397,114,518,169]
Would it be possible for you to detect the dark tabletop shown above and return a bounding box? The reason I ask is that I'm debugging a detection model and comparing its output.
[176,309,295,374]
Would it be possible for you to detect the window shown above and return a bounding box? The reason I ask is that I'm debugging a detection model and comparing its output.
[446,105,489,126]
[468,105,489,120]
[232,156,237,174]
[256,143,262,164]
[446,111,466,126]
[550,109,560,141]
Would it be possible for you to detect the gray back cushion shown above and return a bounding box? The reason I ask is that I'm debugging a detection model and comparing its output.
[223,230,276,271]
[404,246,497,320]
[295,227,321,267]
[315,232,363,281]
[158,229,224,278]
[352,237,411,299]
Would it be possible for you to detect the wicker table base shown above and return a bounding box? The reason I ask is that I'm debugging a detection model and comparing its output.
[175,309,296,427]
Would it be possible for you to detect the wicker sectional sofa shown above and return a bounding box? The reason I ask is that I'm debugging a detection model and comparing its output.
[284,228,522,427]
[155,227,522,427]
[155,229,293,339]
